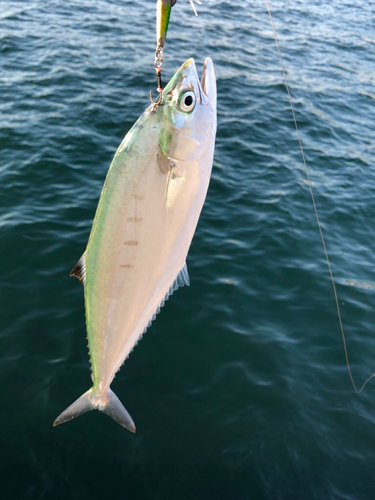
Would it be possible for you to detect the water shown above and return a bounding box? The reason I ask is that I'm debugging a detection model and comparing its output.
[1,0,374,498]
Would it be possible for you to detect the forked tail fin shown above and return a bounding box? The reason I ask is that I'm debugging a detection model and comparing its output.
[53,387,136,432]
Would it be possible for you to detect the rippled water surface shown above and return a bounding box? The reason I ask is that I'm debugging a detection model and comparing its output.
[1,0,375,498]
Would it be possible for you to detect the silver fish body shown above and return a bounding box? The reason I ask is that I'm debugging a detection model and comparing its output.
[54,57,217,431]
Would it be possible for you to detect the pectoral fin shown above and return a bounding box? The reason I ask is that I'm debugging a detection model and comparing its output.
[157,151,185,207]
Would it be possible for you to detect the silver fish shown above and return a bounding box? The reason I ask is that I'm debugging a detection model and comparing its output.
[54,57,217,432]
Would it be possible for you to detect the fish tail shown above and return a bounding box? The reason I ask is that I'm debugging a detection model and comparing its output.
[53,387,136,433]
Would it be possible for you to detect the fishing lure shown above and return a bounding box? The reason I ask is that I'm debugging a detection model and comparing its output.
[154,0,202,92]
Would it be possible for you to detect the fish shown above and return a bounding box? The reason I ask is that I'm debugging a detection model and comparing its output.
[53,57,217,432]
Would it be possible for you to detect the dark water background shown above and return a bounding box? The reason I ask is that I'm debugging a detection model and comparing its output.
[1,0,375,498]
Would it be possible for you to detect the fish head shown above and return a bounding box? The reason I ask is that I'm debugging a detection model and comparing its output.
[158,57,217,162]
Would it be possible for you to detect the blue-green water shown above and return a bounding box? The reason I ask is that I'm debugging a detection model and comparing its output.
[1,0,375,498]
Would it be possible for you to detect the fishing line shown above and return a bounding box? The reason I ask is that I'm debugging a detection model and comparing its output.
[264,0,375,393]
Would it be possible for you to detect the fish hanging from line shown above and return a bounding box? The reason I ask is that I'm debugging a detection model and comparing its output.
[53,57,217,432]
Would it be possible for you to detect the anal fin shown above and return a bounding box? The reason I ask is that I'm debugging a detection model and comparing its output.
[143,262,190,333]
[116,262,191,365]
[173,262,190,290]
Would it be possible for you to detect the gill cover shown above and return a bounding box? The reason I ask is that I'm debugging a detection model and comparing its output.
[159,58,216,162]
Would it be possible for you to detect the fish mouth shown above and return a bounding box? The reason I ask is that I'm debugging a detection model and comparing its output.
[179,57,216,104]
[201,57,216,103]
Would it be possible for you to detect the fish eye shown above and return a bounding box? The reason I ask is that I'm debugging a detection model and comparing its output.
[178,91,196,113]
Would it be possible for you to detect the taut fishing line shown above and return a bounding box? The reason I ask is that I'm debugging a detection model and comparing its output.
[264,0,375,393]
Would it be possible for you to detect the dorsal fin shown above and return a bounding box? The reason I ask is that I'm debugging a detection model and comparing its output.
[70,254,86,285]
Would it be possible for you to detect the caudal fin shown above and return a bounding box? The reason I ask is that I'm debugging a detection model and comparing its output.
[53,387,136,433]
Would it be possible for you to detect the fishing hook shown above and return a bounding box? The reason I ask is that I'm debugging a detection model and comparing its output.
[149,88,163,111]
[152,0,201,100]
